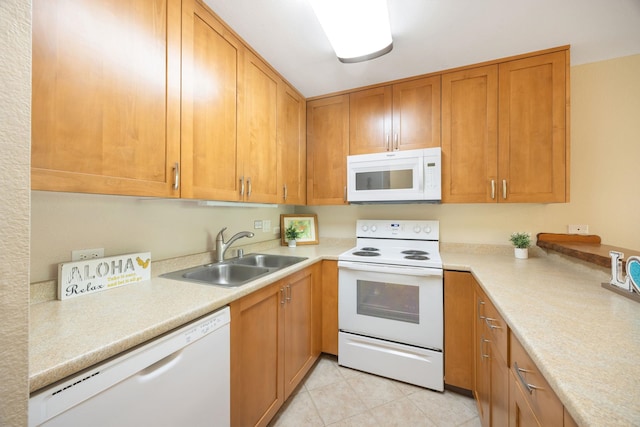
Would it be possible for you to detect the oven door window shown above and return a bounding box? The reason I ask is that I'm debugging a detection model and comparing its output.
[356,280,419,324]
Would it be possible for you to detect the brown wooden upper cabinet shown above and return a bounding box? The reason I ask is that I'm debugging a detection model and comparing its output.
[32,0,182,197]
[306,95,350,205]
[237,50,280,203]
[349,76,441,155]
[181,0,242,200]
[278,83,307,205]
[442,48,569,203]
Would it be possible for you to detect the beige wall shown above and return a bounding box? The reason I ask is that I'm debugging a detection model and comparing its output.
[31,192,293,282]
[300,55,640,251]
[0,0,30,425]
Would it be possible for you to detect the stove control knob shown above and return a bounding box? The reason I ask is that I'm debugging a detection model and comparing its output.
[361,225,369,232]
[424,226,432,234]
[371,225,377,232]
[413,226,422,233]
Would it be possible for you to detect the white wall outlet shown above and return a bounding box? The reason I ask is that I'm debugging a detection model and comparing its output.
[71,248,104,261]
[567,224,589,234]
[274,226,281,236]
[263,220,271,233]
[253,220,263,229]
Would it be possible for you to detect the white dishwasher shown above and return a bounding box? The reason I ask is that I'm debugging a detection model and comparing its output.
[29,306,231,427]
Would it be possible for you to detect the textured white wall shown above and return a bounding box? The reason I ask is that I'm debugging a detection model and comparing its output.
[0,0,31,425]
[299,55,640,251]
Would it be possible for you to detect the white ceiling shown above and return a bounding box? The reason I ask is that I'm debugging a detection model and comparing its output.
[204,0,640,98]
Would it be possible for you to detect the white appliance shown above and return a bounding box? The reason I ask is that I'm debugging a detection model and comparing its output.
[338,220,444,391]
[29,306,231,427]
[346,147,441,203]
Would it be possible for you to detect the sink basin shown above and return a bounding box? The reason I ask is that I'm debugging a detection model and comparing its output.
[183,264,269,287]
[161,253,308,288]
[232,254,307,269]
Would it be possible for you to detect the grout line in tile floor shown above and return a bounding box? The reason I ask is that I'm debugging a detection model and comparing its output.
[269,354,481,427]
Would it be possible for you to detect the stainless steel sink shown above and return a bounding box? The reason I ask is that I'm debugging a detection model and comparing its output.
[161,253,307,287]
[184,264,270,286]
[231,254,307,269]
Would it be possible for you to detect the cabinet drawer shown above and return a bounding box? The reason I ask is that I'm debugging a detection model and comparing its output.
[510,331,563,427]
[478,291,508,363]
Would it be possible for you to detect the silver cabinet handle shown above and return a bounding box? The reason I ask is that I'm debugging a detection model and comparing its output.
[286,284,291,302]
[247,177,252,197]
[173,162,180,190]
[502,179,507,199]
[514,362,542,394]
[485,317,502,330]
[394,133,399,151]
[344,185,347,203]
[481,336,490,359]
[386,133,390,151]
[491,180,495,199]
[280,287,285,305]
[478,299,486,320]
[239,176,245,196]
[283,184,288,201]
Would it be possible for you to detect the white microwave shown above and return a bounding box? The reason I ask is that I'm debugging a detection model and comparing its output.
[346,147,441,203]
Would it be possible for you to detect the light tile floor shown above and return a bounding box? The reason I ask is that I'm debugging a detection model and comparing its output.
[269,355,481,427]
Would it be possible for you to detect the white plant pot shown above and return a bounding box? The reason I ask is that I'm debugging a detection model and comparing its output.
[288,239,297,248]
[514,248,529,259]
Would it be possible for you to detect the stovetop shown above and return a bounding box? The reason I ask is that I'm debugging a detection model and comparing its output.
[339,220,442,269]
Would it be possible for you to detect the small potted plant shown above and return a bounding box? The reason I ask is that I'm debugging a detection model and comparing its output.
[510,232,531,259]
[284,224,302,247]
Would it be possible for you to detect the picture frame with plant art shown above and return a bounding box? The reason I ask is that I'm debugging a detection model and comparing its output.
[280,214,319,246]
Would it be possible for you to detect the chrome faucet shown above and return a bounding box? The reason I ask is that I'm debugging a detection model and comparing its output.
[215,227,255,262]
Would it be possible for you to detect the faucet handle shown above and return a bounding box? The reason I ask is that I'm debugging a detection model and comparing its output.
[217,227,228,241]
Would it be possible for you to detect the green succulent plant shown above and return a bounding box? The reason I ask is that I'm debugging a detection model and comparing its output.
[509,232,531,249]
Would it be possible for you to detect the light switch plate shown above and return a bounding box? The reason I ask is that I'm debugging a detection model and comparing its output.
[263,220,271,233]
[253,220,263,229]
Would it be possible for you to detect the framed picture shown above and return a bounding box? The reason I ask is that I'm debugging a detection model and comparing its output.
[280,214,319,245]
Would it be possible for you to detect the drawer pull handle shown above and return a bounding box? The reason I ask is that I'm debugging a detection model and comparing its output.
[280,287,285,305]
[478,300,486,320]
[514,362,543,394]
[485,317,502,330]
[481,336,490,359]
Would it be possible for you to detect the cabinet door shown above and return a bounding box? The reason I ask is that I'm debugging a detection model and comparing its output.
[444,271,474,390]
[509,371,541,427]
[442,66,498,203]
[181,0,242,200]
[475,288,491,427]
[283,268,317,398]
[349,86,392,154]
[230,282,284,427]
[498,51,568,203]
[490,347,509,427]
[306,95,350,205]
[32,0,181,197]
[321,260,339,355]
[278,82,307,205]
[392,75,441,151]
[239,51,279,203]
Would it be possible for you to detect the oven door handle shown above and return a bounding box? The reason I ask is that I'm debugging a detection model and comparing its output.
[338,261,443,277]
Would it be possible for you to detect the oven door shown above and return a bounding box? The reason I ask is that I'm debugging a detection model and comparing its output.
[338,260,443,350]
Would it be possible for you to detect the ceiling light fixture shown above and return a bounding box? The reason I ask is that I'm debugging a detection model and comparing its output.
[309,0,393,63]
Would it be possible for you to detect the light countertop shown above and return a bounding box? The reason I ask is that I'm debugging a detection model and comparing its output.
[29,243,640,426]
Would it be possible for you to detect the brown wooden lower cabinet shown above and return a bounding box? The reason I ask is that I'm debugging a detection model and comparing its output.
[509,331,563,427]
[321,260,338,355]
[230,263,321,427]
[444,271,474,390]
